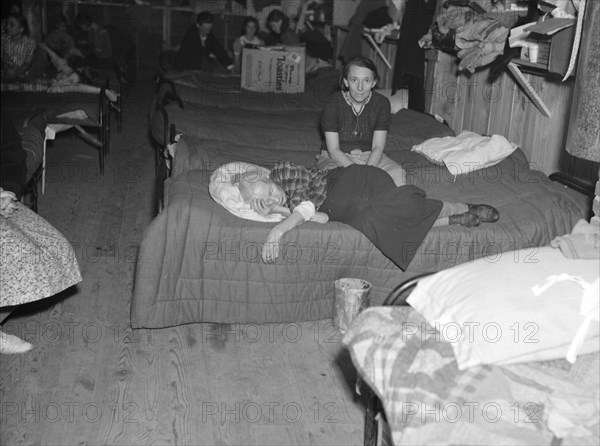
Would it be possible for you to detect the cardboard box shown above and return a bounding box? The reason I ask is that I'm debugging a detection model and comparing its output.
[241,46,306,94]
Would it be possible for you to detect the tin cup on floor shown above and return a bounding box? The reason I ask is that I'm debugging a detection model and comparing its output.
[333,278,372,334]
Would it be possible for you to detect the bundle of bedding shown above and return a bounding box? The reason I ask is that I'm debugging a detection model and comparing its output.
[344,305,600,445]
[131,136,590,328]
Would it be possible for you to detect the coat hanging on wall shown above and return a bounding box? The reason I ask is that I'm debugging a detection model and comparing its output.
[565,0,599,162]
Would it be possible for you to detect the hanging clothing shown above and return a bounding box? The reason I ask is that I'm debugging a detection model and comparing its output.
[391,0,437,112]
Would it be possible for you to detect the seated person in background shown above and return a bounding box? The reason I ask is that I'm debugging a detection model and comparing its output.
[0,116,27,200]
[318,56,407,186]
[0,188,82,354]
[74,12,112,68]
[263,9,301,46]
[233,16,264,73]
[235,162,499,269]
[301,29,333,74]
[45,15,79,60]
[1,13,36,81]
[175,12,233,73]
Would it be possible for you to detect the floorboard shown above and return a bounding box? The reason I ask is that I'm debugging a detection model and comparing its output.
[0,74,366,445]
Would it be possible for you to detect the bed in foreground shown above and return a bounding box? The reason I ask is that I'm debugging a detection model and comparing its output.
[131,135,590,328]
[344,242,599,445]
[345,305,599,446]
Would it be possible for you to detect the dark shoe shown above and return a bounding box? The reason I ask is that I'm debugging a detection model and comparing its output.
[449,212,480,227]
[467,204,500,223]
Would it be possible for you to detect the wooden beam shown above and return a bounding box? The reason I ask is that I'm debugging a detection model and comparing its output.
[507,62,552,118]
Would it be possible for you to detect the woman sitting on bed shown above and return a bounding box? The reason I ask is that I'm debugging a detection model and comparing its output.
[1,13,37,81]
[235,162,499,270]
[317,56,407,187]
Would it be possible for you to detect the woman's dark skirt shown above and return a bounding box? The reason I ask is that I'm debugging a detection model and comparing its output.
[320,164,443,270]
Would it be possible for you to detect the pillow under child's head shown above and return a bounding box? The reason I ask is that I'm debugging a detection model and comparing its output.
[209,162,284,223]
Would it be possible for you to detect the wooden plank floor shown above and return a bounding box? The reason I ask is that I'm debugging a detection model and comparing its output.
[0,75,366,445]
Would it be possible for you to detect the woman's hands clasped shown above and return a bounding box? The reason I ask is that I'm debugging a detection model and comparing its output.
[0,188,18,218]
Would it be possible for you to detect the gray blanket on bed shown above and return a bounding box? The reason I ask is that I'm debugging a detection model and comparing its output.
[163,67,340,111]
[131,141,590,328]
[150,103,455,152]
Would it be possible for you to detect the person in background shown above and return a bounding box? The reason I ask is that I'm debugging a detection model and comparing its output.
[175,11,233,73]
[232,16,264,72]
[74,12,112,68]
[0,188,82,354]
[1,13,36,81]
[301,29,332,74]
[264,9,300,46]
[45,15,79,60]
[318,56,406,186]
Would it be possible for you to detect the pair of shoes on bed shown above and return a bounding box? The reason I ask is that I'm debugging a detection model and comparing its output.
[449,212,480,227]
[449,204,500,228]
[467,204,500,222]
[0,330,33,354]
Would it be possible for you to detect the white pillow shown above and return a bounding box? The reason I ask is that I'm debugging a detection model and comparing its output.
[412,131,518,175]
[209,162,284,223]
[376,89,408,114]
[406,246,600,370]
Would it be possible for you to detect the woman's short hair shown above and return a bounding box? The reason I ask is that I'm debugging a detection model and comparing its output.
[196,12,214,25]
[340,56,380,91]
[240,16,259,36]
[7,13,30,36]
[266,9,289,33]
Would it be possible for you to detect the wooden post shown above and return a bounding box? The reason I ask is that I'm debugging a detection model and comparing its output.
[163,0,172,47]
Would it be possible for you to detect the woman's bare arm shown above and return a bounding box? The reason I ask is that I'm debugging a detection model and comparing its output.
[324,132,353,167]
[262,211,306,263]
[367,130,387,166]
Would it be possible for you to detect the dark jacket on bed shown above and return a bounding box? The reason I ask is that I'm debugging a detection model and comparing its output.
[175,25,232,71]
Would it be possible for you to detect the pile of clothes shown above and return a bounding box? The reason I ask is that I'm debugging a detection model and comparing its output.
[421,0,521,73]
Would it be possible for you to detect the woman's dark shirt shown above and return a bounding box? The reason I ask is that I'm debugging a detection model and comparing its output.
[321,91,391,153]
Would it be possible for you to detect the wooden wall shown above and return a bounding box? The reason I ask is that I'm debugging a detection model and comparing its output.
[428,51,574,175]
[428,51,599,182]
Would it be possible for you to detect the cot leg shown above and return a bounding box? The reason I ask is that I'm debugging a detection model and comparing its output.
[99,116,105,175]
[364,385,379,446]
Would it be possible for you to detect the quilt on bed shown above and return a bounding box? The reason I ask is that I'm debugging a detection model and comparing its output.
[150,98,454,152]
[131,139,590,328]
[162,67,340,111]
[344,306,600,445]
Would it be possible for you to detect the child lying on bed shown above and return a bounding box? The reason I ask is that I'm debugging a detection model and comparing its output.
[233,161,499,270]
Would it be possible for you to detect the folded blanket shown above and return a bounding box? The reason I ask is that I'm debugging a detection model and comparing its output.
[551,218,600,259]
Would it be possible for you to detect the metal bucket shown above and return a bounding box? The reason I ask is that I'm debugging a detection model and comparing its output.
[333,278,372,334]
